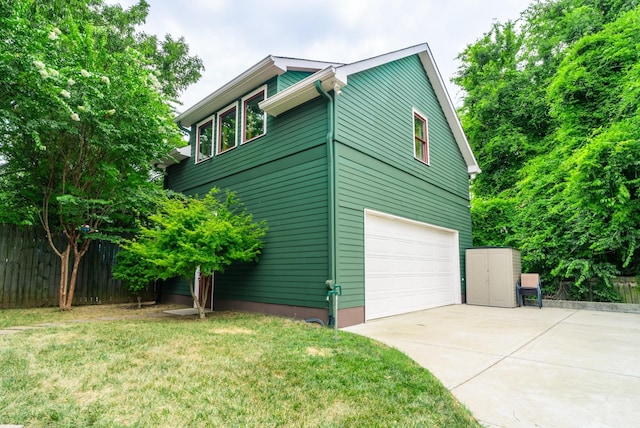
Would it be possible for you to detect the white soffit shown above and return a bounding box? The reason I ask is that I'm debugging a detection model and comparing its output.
[156,145,191,168]
[259,67,347,117]
[175,56,338,127]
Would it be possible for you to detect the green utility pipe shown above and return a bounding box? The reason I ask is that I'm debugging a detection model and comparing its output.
[315,80,338,325]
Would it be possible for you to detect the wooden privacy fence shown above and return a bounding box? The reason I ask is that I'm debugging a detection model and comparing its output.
[0,224,150,309]
[612,277,640,304]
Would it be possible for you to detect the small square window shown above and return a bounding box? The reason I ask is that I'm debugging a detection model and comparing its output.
[196,118,213,162]
[242,86,266,143]
[217,103,237,154]
[413,110,429,164]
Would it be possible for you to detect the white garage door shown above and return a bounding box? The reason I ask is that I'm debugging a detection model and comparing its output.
[364,210,461,320]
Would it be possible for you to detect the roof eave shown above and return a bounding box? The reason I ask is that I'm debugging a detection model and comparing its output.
[259,67,347,117]
[155,145,191,169]
[175,57,339,127]
[175,56,281,127]
[417,49,480,176]
[333,42,429,82]
[174,45,480,175]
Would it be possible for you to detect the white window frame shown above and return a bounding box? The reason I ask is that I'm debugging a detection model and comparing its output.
[195,116,214,163]
[216,102,238,155]
[241,85,267,144]
[412,108,430,165]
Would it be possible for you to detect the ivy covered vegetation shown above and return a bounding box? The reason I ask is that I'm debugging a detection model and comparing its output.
[455,0,640,300]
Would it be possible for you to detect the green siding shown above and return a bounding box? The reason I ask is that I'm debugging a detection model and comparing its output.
[209,146,329,307]
[333,54,473,308]
[334,145,473,308]
[165,96,331,309]
[335,55,470,199]
[277,71,313,91]
[165,53,473,312]
[162,276,190,297]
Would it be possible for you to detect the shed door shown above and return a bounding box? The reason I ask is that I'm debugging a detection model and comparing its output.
[364,210,460,320]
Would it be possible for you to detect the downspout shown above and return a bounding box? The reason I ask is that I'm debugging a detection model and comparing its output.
[315,80,339,329]
[177,121,191,135]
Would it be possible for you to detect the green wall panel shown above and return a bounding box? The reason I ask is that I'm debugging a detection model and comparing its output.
[332,55,473,308]
[335,55,470,199]
[165,97,332,308]
[277,71,313,91]
[164,53,473,312]
[162,276,190,297]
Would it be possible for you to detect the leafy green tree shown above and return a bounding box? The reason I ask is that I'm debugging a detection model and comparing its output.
[456,0,640,298]
[112,245,158,308]
[116,189,268,320]
[468,196,518,248]
[519,7,640,289]
[454,21,538,197]
[0,0,203,310]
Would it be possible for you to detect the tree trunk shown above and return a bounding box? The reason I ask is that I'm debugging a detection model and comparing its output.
[63,249,83,309]
[41,190,92,311]
[188,279,206,320]
[201,280,211,318]
[57,237,91,311]
[58,247,71,310]
[197,303,205,320]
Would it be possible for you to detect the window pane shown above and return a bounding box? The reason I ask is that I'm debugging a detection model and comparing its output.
[197,120,212,161]
[244,91,265,142]
[219,108,236,152]
[413,112,429,164]
[414,116,425,140]
[415,137,423,160]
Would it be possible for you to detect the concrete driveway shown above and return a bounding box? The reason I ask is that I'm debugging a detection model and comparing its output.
[343,304,640,428]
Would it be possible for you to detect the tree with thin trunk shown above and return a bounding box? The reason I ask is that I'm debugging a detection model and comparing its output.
[454,0,640,296]
[0,0,203,310]
[115,189,267,319]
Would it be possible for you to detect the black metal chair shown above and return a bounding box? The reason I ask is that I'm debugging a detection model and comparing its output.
[517,273,542,308]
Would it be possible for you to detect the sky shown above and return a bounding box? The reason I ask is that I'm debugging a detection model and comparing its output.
[111,0,533,112]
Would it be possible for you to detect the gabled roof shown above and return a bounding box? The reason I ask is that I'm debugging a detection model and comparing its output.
[175,56,342,128]
[175,44,480,176]
[259,43,480,176]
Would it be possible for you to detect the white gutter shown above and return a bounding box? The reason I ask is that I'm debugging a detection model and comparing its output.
[154,145,191,169]
[259,66,347,117]
[175,56,340,127]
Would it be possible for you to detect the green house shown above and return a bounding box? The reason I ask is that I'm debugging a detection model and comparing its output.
[163,43,480,327]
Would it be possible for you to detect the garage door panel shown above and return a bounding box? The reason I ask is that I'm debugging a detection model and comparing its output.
[367,256,394,274]
[417,244,435,257]
[367,236,391,254]
[365,211,460,321]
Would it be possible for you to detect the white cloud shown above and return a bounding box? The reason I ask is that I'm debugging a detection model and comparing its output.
[108,0,532,110]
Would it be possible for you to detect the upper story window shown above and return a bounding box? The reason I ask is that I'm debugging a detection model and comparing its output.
[196,118,213,162]
[242,86,267,144]
[217,103,237,154]
[413,109,429,165]
[194,87,269,164]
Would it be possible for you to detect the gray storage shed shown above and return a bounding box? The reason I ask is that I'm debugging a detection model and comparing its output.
[465,247,521,308]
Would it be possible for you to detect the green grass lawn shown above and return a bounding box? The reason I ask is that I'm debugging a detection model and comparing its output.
[0,308,479,427]
[0,303,182,329]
